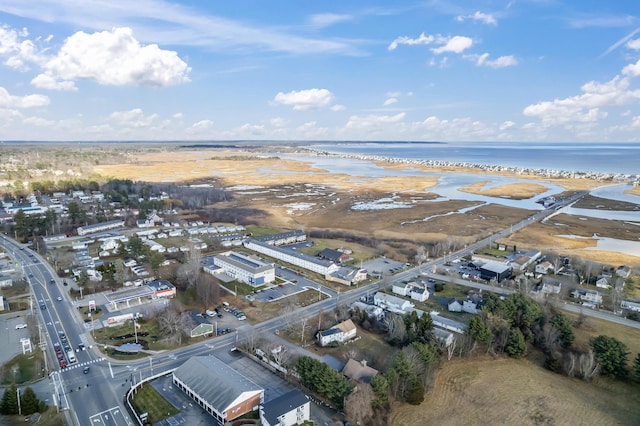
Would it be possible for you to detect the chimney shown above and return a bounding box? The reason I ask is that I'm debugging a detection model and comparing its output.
[361,359,367,368]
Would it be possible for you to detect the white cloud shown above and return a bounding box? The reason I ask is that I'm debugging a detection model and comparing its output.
[432,36,474,54]
[383,98,398,106]
[32,27,190,90]
[388,33,435,50]
[190,119,214,130]
[0,25,45,70]
[0,1,362,56]
[172,112,184,119]
[23,116,54,127]
[0,86,49,108]
[30,74,77,91]
[331,104,346,111]
[455,11,497,26]
[499,120,516,131]
[108,108,158,128]
[273,88,335,111]
[622,59,640,77]
[468,53,518,68]
[523,76,640,126]
[627,38,640,50]
[345,112,406,130]
[308,13,352,28]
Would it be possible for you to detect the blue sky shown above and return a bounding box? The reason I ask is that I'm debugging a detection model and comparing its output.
[1,0,640,142]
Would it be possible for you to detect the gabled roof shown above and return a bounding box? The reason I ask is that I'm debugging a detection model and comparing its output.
[342,359,379,383]
[261,390,308,426]
[335,319,356,334]
[173,356,262,413]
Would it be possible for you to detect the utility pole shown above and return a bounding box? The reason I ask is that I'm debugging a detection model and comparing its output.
[17,387,21,415]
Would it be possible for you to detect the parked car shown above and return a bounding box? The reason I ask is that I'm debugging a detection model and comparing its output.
[15,324,27,329]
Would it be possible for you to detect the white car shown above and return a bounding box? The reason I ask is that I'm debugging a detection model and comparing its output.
[56,296,62,302]
[15,324,27,329]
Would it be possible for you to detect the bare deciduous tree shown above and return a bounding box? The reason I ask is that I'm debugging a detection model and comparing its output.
[155,303,190,345]
[345,383,375,426]
[196,273,220,309]
[384,313,407,344]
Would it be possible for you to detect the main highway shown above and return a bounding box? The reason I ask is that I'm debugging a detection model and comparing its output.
[7,188,634,425]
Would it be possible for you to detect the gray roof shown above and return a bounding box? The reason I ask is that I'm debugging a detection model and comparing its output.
[262,390,308,426]
[480,261,511,274]
[173,356,262,412]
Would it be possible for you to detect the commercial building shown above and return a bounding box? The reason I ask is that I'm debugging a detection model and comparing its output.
[173,356,264,425]
[212,251,275,287]
[77,220,125,236]
[260,390,310,426]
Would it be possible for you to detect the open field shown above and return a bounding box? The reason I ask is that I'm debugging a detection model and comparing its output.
[458,181,550,200]
[390,357,640,426]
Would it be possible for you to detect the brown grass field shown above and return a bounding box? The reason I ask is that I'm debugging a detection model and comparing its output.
[459,181,550,200]
[43,144,640,266]
[390,357,640,426]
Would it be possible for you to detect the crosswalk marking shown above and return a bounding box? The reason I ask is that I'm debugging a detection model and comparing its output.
[62,357,105,372]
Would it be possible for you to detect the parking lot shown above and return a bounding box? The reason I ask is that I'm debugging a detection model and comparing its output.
[0,312,33,365]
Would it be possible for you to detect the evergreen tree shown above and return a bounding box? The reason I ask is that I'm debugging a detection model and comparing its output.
[505,328,527,359]
[0,383,19,415]
[590,335,629,378]
[370,374,389,407]
[550,313,575,349]
[20,387,40,415]
[404,379,425,405]
[633,353,640,383]
[468,315,492,345]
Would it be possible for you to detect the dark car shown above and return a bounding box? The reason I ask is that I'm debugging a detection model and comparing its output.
[83,367,90,374]
[78,344,86,351]
[40,304,46,310]
[59,359,67,368]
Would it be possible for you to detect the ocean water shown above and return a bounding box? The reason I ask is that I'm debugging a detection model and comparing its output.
[309,142,640,176]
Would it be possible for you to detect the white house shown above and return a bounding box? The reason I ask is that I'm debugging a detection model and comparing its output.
[433,327,455,347]
[535,261,554,275]
[571,288,602,304]
[260,390,310,426]
[448,299,463,312]
[596,276,611,289]
[410,287,429,302]
[373,292,415,313]
[462,300,479,314]
[392,283,412,297]
[317,319,357,347]
[621,299,640,313]
[540,281,562,294]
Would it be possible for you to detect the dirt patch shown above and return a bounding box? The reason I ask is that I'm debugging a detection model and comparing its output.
[390,357,640,426]
[459,181,549,200]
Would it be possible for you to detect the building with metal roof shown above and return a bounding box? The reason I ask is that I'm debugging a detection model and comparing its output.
[173,356,264,425]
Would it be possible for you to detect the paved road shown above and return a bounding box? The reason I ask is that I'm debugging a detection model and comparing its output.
[6,188,637,425]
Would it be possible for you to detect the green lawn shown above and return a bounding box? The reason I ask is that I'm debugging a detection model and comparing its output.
[131,384,179,424]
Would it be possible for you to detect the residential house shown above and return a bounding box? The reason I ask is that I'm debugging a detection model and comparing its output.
[540,281,562,294]
[189,310,214,338]
[621,299,640,313]
[448,299,463,313]
[318,248,349,263]
[410,287,429,302]
[595,276,611,289]
[616,265,632,279]
[373,292,415,313]
[462,300,479,314]
[535,261,554,275]
[392,283,412,297]
[260,390,310,426]
[433,327,455,347]
[317,319,357,347]
[571,288,602,305]
[342,359,379,383]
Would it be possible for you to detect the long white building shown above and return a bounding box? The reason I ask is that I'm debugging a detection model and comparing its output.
[243,239,339,276]
[212,251,275,287]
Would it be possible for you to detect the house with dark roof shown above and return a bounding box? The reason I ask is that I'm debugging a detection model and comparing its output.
[173,356,264,425]
[189,309,214,338]
[318,248,349,263]
[260,390,310,426]
[317,319,357,347]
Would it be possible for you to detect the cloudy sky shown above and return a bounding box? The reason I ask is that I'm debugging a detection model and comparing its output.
[1,0,640,142]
